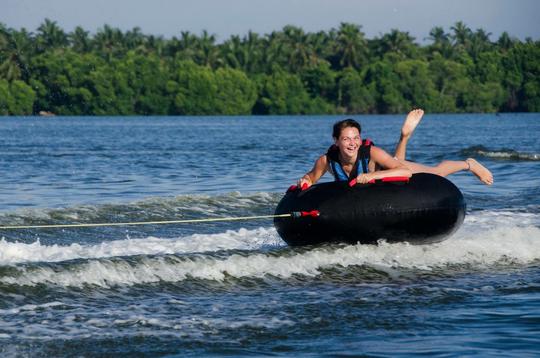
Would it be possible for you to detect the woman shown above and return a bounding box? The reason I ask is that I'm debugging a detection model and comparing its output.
[298,109,493,188]
[298,118,411,187]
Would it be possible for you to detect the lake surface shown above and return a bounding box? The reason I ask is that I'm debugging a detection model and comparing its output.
[1,114,539,356]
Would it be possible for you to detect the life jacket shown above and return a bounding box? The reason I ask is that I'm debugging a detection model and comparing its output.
[326,139,373,182]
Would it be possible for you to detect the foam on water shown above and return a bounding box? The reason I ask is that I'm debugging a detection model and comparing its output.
[0,304,297,341]
[1,211,539,288]
[0,191,280,227]
[461,145,540,161]
[0,227,283,265]
[0,301,65,315]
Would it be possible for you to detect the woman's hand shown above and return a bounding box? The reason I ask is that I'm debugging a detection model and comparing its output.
[298,175,313,188]
[355,173,373,184]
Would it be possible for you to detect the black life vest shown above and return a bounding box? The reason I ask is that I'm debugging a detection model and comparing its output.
[326,139,373,182]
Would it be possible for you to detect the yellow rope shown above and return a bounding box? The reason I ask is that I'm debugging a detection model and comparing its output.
[0,214,292,230]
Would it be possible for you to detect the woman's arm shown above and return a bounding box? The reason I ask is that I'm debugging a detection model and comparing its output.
[356,146,412,184]
[298,155,328,188]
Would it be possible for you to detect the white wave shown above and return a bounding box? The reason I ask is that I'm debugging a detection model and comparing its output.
[465,146,540,161]
[0,310,296,341]
[0,301,65,315]
[1,211,539,288]
[110,314,295,330]
[2,213,540,288]
[480,151,540,160]
[0,227,283,265]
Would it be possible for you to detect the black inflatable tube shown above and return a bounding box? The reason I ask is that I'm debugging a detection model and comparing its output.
[274,173,466,246]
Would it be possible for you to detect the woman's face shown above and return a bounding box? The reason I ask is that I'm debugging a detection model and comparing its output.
[335,126,361,158]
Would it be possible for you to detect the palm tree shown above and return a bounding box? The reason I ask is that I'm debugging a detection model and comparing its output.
[145,34,166,57]
[94,24,125,60]
[124,27,145,51]
[334,23,367,69]
[308,30,333,64]
[428,27,448,43]
[243,31,263,73]
[497,31,515,51]
[221,35,243,69]
[450,21,472,49]
[287,25,316,71]
[0,26,33,81]
[376,29,416,58]
[36,18,68,51]
[264,30,287,71]
[469,28,492,59]
[69,26,91,53]
[174,31,198,61]
[427,26,452,58]
[195,30,219,68]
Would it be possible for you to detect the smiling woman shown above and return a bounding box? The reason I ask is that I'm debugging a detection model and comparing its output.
[297,117,411,188]
[298,109,494,188]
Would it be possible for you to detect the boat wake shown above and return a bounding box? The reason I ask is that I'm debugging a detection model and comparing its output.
[0,227,282,265]
[1,210,539,289]
[461,145,540,161]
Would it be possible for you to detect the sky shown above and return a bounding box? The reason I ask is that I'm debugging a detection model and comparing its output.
[2,0,539,43]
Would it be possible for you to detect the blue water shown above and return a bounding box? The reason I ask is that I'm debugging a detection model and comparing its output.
[1,114,539,356]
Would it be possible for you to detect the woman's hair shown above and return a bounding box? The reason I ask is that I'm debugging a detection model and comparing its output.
[332,119,361,139]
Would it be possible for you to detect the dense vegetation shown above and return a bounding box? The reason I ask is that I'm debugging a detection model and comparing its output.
[1,19,539,115]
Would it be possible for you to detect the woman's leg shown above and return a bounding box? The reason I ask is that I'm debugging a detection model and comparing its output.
[394,109,493,185]
[395,109,424,160]
[398,158,494,185]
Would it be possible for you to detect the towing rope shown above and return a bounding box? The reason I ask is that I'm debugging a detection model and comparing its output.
[0,211,320,230]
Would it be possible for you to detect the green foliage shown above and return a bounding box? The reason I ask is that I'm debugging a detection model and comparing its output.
[0,79,35,114]
[337,67,376,113]
[171,61,219,115]
[365,60,410,113]
[428,54,468,112]
[393,59,439,111]
[0,20,539,115]
[520,43,540,111]
[213,67,257,114]
[301,62,337,101]
[120,51,170,115]
[171,61,257,115]
[461,82,506,112]
[254,68,312,114]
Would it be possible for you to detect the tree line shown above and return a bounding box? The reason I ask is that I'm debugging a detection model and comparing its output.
[1,19,539,115]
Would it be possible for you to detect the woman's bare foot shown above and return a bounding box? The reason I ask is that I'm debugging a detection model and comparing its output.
[401,109,424,138]
[466,158,494,185]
